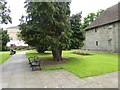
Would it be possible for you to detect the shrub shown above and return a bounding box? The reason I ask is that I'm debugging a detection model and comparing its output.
[73,50,93,55]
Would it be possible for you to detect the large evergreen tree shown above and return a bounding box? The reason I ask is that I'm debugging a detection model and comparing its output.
[0,0,11,24]
[19,2,71,61]
[0,29,10,51]
[70,12,85,49]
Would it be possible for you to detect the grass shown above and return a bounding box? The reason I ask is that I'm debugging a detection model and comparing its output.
[26,50,119,78]
[0,51,11,64]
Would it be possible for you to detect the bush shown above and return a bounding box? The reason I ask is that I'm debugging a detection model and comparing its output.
[73,50,93,55]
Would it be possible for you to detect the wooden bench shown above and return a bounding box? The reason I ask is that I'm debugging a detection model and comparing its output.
[28,56,42,71]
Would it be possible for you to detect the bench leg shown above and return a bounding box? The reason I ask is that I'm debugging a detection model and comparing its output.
[31,66,41,71]
[39,65,41,70]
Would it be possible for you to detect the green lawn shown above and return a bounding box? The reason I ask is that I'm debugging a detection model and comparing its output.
[0,51,11,64]
[26,50,119,78]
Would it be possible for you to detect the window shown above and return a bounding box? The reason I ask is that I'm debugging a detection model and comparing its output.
[108,25,112,29]
[108,39,112,44]
[95,28,97,32]
[113,24,116,27]
[96,41,99,46]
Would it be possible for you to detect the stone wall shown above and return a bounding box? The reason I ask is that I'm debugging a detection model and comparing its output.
[118,22,120,53]
[84,21,120,53]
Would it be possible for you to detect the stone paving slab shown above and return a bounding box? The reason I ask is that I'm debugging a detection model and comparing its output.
[81,72,118,88]
[0,51,118,88]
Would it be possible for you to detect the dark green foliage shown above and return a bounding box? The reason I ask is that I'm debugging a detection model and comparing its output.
[0,29,2,51]
[70,12,85,49]
[82,9,104,29]
[36,45,47,54]
[19,2,71,61]
[82,13,96,29]
[0,28,10,51]
[0,0,11,51]
[96,9,105,18]
[69,9,104,49]
[0,0,11,24]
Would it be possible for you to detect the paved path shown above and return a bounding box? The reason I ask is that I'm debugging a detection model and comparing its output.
[0,51,118,88]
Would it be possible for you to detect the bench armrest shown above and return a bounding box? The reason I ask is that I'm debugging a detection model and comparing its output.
[28,56,41,63]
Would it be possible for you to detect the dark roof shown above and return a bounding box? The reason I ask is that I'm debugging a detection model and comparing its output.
[85,2,120,30]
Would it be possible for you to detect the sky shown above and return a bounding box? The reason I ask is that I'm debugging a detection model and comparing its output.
[1,0,120,29]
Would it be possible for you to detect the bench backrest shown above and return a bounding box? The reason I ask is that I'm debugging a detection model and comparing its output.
[35,56,40,60]
[28,56,41,66]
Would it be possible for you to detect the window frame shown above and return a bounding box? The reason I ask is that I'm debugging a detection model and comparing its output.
[96,41,99,46]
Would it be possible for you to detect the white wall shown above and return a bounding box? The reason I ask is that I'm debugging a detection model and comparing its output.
[6,27,28,47]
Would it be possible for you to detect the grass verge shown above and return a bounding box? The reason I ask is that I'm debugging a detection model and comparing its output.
[0,51,11,64]
[26,50,119,78]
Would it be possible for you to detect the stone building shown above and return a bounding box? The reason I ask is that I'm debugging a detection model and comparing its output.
[6,26,28,47]
[84,3,120,53]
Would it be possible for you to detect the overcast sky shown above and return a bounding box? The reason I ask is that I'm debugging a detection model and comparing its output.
[1,0,120,29]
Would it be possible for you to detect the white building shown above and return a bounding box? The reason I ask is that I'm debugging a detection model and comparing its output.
[6,26,28,47]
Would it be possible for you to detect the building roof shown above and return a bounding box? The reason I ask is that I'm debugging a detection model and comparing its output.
[85,2,120,30]
[6,26,19,29]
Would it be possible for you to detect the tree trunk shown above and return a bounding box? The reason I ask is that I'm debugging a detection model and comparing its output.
[36,46,46,54]
[52,48,62,61]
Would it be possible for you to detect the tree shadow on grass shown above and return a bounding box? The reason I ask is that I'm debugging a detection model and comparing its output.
[39,52,52,55]
[28,52,52,56]
[41,57,80,66]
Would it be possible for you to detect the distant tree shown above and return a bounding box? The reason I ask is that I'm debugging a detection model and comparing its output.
[0,0,11,24]
[70,12,85,49]
[96,9,104,18]
[82,9,104,29]
[0,28,10,51]
[19,15,50,53]
[82,13,96,29]
[0,0,11,51]
[19,2,71,61]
